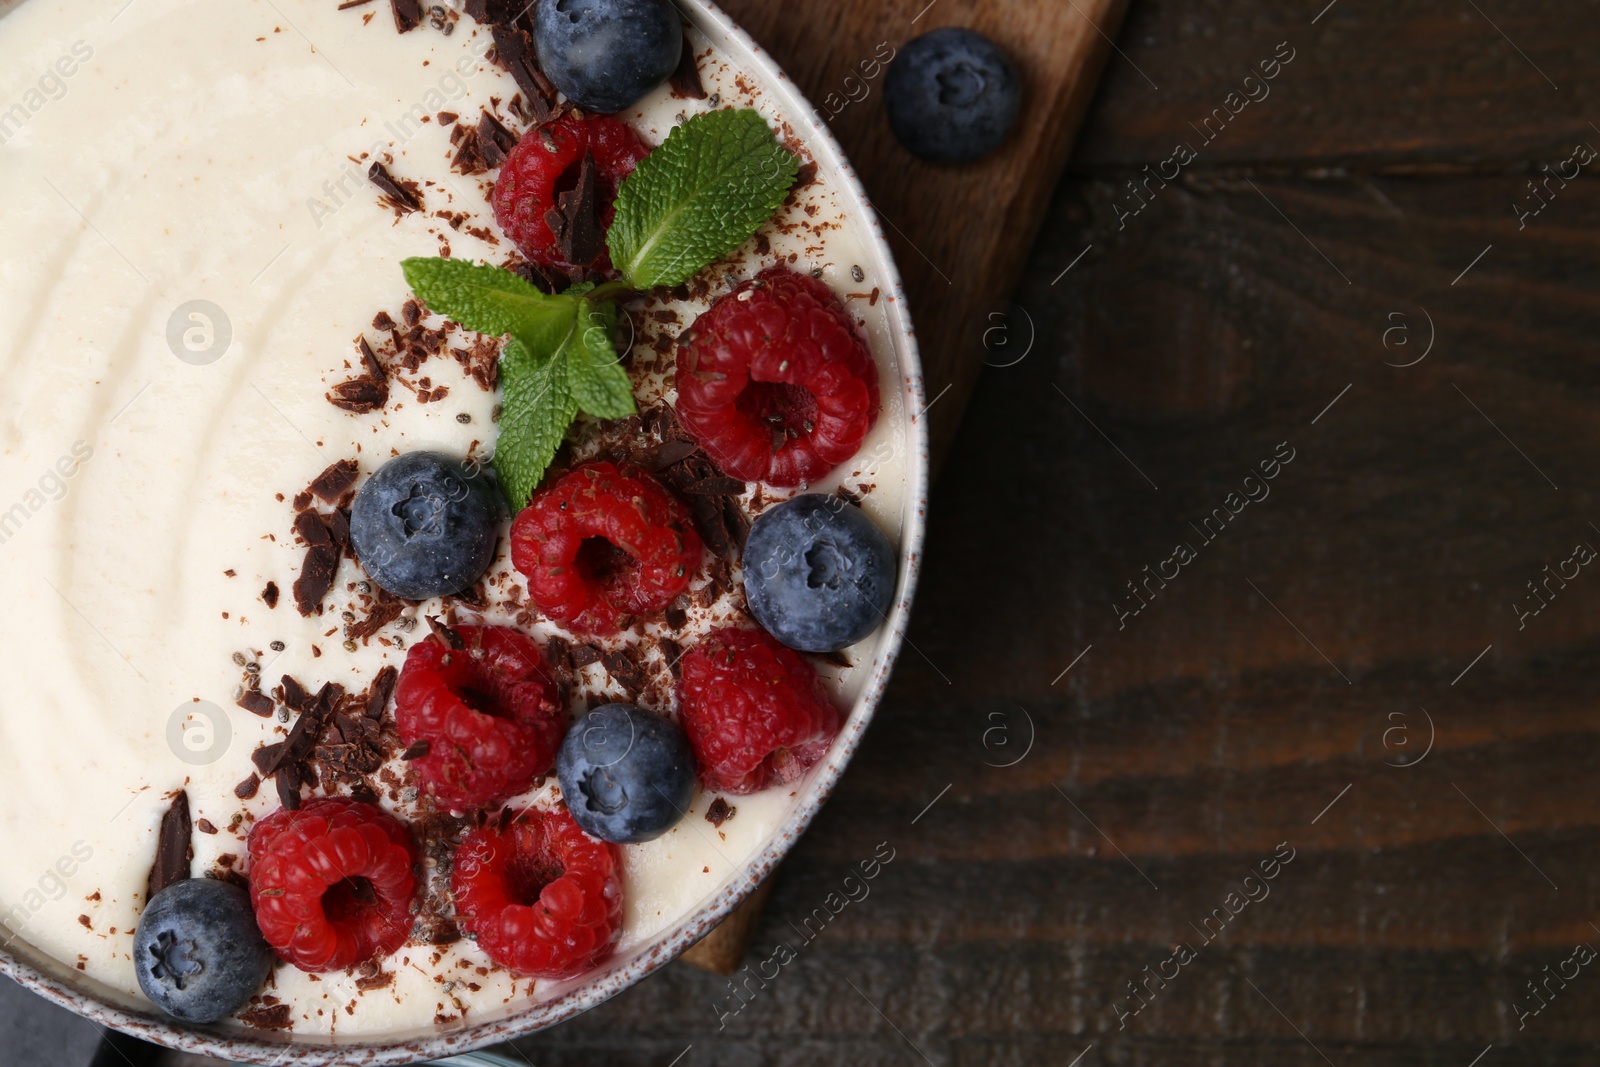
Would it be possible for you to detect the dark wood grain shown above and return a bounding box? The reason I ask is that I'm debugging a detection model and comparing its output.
[494,2,1600,1064]
[1075,0,1600,169]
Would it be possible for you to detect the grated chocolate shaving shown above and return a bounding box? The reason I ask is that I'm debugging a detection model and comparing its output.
[252,742,286,776]
[545,151,602,267]
[238,690,275,718]
[275,761,302,810]
[350,594,406,643]
[668,35,706,99]
[309,459,359,504]
[281,675,312,712]
[427,616,466,649]
[389,0,422,33]
[645,439,701,472]
[683,475,745,495]
[490,23,558,122]
[368,161,422,213]
[239,1003,294,1031]
[146,791,192,902]
[659,636,683,679]
[477,109,518,168]
[293,543,339,616]
[328,337,391,414]
[602,647,645,695]
[365,665,399,720]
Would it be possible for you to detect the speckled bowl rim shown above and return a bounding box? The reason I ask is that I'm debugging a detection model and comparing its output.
[0,0,928,1061]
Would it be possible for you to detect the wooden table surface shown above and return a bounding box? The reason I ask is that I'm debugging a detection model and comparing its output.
[497,1,1600,1064]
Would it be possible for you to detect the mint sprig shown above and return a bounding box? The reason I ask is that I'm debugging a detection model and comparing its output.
[608,108,800,290]
[402,258,632,509]
[400,108,798,508]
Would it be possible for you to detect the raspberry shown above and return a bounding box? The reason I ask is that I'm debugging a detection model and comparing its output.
[451,805,623,978]
[677,626,841,794]
[675,266,880,487]
[510,461,702,635]
[394,625,567,810]
[491,113,650,271]
[247,797,418,973]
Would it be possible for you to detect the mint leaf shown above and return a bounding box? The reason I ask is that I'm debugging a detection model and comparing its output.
[401,258,574,351]
[400,261,641,507]
[565,302,635,420]
[608,109,799,289]
[492,339,577,510]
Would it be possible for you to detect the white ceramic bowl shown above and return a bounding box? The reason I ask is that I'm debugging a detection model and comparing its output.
[0,0,926,1061]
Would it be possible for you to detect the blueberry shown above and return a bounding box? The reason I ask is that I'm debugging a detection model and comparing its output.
[534,0,682,116]
[133,878,273,1024]
[742,495,897,653]
[350,451,503,600]
[883,28,1022,164]
[557,703,696,844]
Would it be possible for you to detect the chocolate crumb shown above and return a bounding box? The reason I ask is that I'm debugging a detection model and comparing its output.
[234,773,261,800]
[262,581,280,609]
[196,819,218,835]
[356,972,394,991]
[571,643,602,668]
[401,740,431,761]
[705,796,735,827]
[146,791,192,902]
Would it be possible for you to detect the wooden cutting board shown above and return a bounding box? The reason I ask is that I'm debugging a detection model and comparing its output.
[681,0,1131,973]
